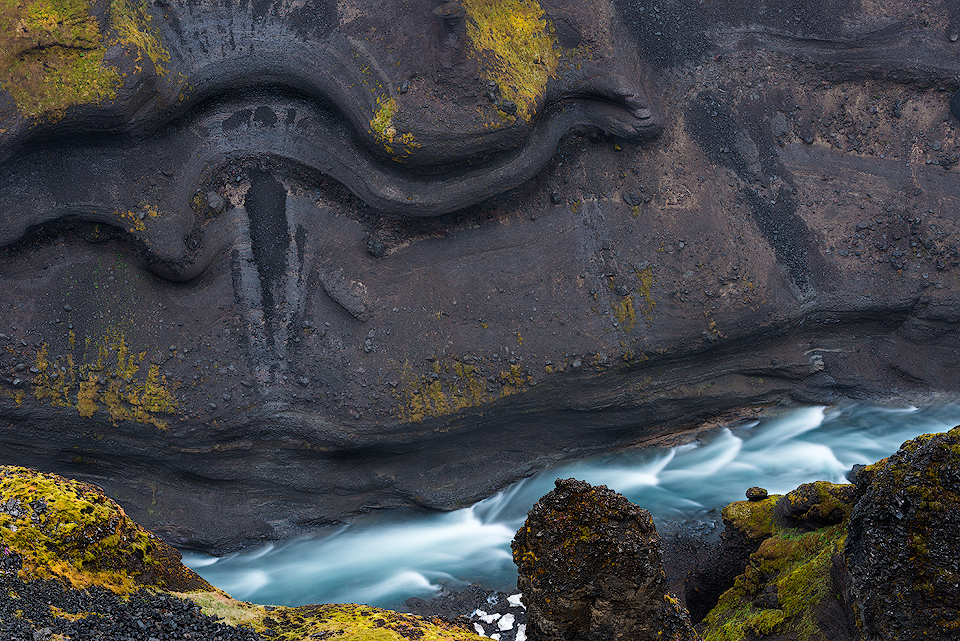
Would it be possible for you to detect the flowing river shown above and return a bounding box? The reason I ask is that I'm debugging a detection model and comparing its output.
[181,403,960,610]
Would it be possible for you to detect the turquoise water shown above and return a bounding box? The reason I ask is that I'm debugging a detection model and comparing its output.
[182,403,960,609]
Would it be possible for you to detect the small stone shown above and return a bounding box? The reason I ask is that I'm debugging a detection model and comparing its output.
[500,100,518,115]
[63,304,72,312]
[550,191,562,205]
[298,376,310,387]
[206,191,226,213]
[33,628,53,641]
[746,487,768,501]
[622,190,643,206]
[950,33,959,42]
[366,239,385,258]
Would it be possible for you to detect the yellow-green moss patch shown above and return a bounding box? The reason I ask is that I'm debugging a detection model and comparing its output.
[0,0,172,119]
[461,0,558,121]
[612,295,637,333]
[721,496,779,540]
[32,331,179,429]
[0,466,209,593]
[184,595,483,641]
[0,0,121,118]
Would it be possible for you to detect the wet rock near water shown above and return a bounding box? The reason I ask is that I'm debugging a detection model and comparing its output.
[405,585,528,641]
[512,478,697,641]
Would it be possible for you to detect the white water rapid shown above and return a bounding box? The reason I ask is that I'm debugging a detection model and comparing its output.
[181,403,960,609]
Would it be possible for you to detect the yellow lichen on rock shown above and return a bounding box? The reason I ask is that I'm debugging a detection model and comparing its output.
[32,331,178,429]
[461,0,558,121]
[370,95,420,158]
[111,0,169,76]
[0,466,210,593]
[394,357,528,422]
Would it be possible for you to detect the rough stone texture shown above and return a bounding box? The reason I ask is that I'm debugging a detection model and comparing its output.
[512,478,697,641]
[774,481,856,531]
[845,426,960,641]
[3,0,960,551]
[685,495,779,624]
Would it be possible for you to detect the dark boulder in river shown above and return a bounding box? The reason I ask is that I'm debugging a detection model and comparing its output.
[512,478,698,641]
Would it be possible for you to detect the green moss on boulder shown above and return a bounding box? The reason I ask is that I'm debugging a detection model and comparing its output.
[702,485,855,641]
[0,465,209,593]
[0,465,483,640]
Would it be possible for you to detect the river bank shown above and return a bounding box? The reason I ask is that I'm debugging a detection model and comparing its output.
[180,403,960,610]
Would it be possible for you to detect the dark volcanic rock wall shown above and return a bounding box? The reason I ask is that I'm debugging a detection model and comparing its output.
[1,0,960,550]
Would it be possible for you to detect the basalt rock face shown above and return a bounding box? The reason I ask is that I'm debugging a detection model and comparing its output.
[845,426,960,640]
[4,0,960,552]
[512,478,697,641]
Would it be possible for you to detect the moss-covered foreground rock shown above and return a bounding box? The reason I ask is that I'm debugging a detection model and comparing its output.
[0,465,209,593]
[696,426,960,641]
[699,485,854,641]
[0,465,483,641]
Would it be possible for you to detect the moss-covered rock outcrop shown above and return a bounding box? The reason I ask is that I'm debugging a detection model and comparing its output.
[699,485,854,641]
[0,465,484,641]
[513,477,698,641]
[695,426,960,641]
[0,465,209,593]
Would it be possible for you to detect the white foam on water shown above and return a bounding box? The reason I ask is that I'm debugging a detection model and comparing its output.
[216,569,270,599]
[183,403,960,609]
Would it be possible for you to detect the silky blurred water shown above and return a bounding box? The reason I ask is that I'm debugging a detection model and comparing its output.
[181,403,960,609]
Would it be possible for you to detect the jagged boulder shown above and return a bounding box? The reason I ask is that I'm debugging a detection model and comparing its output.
[512,478,697,641]
[845,426,960,640]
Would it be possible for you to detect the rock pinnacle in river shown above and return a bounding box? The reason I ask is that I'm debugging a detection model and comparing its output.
[512,478,698,641]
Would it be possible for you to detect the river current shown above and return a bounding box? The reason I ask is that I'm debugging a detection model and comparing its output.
[181,403,960,609]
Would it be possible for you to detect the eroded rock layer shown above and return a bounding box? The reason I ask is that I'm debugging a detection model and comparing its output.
[1,0,960,550]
